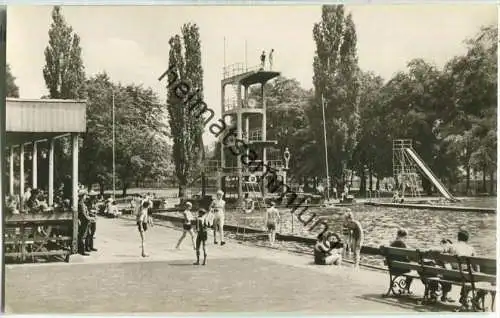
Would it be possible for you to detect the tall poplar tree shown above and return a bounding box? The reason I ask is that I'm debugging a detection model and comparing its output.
[6,63,20,97]
[43,6,85,99]
[42,6,86,187]
[311,5,360,184]
[166,23,205,198]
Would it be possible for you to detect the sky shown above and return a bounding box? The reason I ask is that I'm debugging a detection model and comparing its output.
[7,5,497,144]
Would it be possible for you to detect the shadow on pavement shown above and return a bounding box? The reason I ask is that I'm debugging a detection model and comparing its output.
[356,293,459,313]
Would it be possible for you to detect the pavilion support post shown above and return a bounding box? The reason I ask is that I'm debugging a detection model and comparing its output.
[48,138,55,206]
[20,144,25,199]
[32,142,38,189]
[9,146,14,195]
[71,133,79,254]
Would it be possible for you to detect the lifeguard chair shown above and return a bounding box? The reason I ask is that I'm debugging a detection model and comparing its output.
[236,174,266,239]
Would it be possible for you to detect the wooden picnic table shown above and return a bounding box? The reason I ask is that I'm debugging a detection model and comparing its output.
[4,212,75,263]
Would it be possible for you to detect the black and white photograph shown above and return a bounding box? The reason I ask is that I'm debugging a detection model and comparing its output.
[2,3,498,314]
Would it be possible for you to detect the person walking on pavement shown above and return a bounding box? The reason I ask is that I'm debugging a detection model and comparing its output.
[210,190,226,246]
[193,208,212,265]
[176,201,196,250]
[269,49,274,70]
[137,199,153,257]
[77,192,94,256]
[260,51,266,70]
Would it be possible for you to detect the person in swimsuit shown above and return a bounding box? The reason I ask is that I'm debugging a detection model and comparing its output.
[175,201,196,250]
[343,211,364,269]
[265,201,280,247]
[210,190,226,246]
[136,199,152,257]
[194,208,211,265]
[314,231,343,265]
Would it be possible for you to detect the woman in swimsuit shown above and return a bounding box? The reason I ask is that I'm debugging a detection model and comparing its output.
[210,190,226,246]
[343,211,364,269]
[175,201,196,250]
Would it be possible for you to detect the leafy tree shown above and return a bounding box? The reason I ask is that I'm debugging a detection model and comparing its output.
[248,76,313,181]
[442,25,497,194]
[311,5,360,185]
[81,73,169,196]
[42,6,86,189]
[43,6,85,99]
[166,23,205,198]
[6,63,20,97]
[353,71,386,193]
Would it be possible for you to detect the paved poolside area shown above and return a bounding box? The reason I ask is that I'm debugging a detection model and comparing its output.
[4,217,465,314]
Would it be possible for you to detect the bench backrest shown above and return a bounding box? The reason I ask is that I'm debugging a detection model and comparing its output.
[419,250,496,284]
[380,246,419,262]
[466,256,497,284]
[380,246,420,273]
[467,256,497,275]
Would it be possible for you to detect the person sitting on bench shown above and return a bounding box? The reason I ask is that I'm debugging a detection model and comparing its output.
[389,228,413,293]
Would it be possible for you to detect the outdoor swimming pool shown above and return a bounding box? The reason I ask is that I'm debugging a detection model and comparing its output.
[224,197,497,261]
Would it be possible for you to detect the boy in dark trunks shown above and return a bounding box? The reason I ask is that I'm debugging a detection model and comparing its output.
[137,200,152,257]
[194,208,211,266]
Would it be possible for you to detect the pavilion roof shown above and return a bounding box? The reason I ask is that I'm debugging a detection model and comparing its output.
[6,98,87,146]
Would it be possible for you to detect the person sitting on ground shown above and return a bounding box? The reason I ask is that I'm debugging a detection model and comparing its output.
[107,200,121,218]
[389,228,414,293]
[392,191,400,203]
[314,232,343,265]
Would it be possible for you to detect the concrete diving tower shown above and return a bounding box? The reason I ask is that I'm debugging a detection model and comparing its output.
[218,63,281,201]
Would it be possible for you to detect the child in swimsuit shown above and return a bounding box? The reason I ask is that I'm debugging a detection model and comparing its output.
[176,201,196,250]
[137,200,152,257]
[265,201,280,247]
[343,211,364,269]
[194,208,211,265]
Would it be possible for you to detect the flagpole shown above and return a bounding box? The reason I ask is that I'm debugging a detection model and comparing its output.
[112,91,116,200]
[321,93,330,202]
[245,39,247,71]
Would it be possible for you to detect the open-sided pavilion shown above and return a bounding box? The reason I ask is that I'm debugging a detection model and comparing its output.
[5,98,87,261]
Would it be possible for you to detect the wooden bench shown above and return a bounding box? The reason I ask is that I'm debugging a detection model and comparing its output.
[380,246,422,297]
[464,256,496,312]
[381,246,496,312]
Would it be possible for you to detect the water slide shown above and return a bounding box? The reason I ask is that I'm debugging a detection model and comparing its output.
[404,148,457,202]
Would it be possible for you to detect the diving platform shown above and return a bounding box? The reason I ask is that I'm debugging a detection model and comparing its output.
[222,63,280,86]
